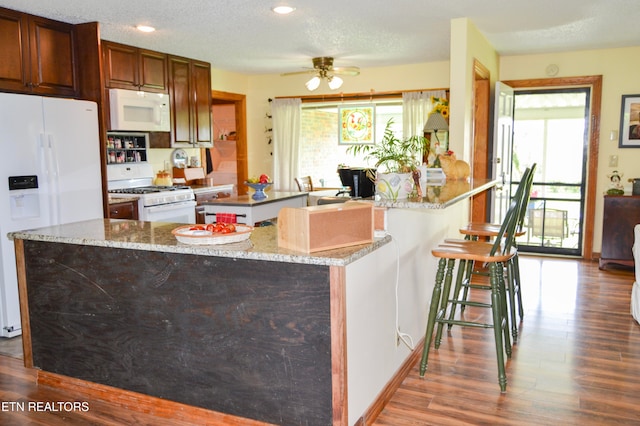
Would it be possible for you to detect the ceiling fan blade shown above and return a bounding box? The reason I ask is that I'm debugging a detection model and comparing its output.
[281,68,317,77]
[332,66,360,76]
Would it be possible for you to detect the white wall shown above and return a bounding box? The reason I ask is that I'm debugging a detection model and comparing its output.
[345,203,467,424]
[239,62,450,181]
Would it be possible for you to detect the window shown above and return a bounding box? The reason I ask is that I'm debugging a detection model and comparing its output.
[300,100,403,187]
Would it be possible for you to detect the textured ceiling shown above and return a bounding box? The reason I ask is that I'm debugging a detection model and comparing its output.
[1,0,639,75]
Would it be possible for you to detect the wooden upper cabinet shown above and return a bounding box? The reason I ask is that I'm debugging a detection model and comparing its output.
[139,50,167,92]
[168,55,212,147]
[0,7,78,96]
[192,60,212,145]
[103,40,167,93]
[29,17,77,95]
[0,9,27,92]
[168,56,191,145]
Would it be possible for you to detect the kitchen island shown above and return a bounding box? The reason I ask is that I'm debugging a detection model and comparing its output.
[9,179,496,425]
[202,191,308,225]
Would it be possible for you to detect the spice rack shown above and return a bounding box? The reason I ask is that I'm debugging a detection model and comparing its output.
[106,132,149,164]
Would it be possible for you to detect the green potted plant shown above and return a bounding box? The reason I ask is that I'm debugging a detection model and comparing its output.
[347,118,425,200]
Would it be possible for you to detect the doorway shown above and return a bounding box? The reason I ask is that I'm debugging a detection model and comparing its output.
[511,88,589,256]
[500,76,602,259]
[206,90,248,194]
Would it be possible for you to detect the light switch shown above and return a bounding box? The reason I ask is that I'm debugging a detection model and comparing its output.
[609,155,618,167]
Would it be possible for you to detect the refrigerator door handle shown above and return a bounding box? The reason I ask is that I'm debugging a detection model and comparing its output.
[39,133,48,179]
[47,134,61,225]
[39,133,54,224]
[40,133,61,225]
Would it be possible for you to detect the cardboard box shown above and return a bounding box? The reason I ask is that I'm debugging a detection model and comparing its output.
[373,206,387,232]
[172,167,205,185]
[278,201,374,253]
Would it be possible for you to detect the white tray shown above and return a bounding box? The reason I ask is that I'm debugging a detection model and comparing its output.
[172,224,253,245]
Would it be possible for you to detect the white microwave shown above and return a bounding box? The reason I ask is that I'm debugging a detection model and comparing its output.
[109,88,170,132]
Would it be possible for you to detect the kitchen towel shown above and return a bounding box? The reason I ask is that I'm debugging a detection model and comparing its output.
[216,213,237,224]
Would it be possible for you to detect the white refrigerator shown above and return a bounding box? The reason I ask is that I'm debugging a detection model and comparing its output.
[0,93,104,337]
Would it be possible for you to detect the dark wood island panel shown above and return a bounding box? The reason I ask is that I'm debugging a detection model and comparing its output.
[21,240,334,425]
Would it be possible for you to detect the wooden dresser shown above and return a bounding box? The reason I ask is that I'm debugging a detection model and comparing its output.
[600,195,640,269]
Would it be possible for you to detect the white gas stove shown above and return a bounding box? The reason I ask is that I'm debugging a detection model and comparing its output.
[107,163,196,223]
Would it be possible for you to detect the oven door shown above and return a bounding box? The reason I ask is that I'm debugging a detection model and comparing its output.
[142,200,196,223]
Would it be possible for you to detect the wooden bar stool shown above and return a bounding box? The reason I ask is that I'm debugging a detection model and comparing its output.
[419,192,524,392]
[451,165,536,341]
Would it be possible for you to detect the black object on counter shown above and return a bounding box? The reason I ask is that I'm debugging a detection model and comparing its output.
[338,167,376,198]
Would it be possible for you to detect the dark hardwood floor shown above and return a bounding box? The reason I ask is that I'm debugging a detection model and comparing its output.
[0,256,638,425]
[373,256,640,426]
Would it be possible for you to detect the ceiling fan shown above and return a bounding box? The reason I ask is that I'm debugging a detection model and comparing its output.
[281,57,360,91]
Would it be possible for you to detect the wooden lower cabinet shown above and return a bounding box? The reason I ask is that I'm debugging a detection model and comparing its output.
[108,200,138,220]
[599,195,640,269]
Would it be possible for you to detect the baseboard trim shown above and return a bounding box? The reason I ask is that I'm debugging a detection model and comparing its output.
[358,338,424,425]
[36,369,272,425]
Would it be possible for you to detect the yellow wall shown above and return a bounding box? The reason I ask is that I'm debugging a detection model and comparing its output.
[220,62,450,180]
[210,33,640,254]
[500,46,640,251]
[210,68,249,95]
[449,18,499,161]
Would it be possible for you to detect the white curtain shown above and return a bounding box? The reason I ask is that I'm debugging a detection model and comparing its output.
[402,90,447,137]
[272,98,301,191]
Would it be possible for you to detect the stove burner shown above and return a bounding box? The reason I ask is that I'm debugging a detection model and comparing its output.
[109,185,190,195]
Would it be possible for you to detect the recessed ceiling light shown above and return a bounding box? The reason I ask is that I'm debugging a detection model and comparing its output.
[136,25,156,33]
[272,6,296,15]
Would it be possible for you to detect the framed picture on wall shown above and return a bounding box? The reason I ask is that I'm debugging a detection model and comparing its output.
[619,94,640,148]
[338,104,375,145]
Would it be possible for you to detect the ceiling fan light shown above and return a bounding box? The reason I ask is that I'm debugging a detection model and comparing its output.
[136,24,156,33]
[328,75,343,90]
[305,76,321,91]
[272,6,296,14]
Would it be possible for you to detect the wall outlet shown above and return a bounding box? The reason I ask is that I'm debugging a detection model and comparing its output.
[396,329,401,346]
[609,155,618,167]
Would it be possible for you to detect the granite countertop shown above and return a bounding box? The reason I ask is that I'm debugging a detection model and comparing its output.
[108,196,139,205]
[8,219,390,267]
[373,178,499,209]
[190,184,235,195]
[202,191,308,207]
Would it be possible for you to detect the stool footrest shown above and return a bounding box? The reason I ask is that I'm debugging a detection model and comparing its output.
[448,299,491,309]
[436,318,493,329]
